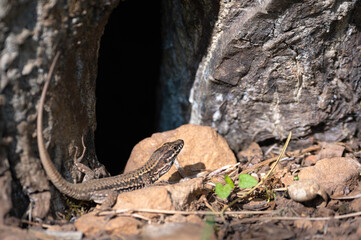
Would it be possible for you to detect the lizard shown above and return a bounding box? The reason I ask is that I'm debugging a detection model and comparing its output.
[37,52,184,208]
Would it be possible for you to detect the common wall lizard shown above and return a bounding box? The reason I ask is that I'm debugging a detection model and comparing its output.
[37,52,184,208]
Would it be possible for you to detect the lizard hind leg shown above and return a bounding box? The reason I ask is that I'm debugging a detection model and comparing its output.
[73,136,95,182]
[93,191,118,210]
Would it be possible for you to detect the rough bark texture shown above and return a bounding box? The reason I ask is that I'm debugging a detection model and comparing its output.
[160,0,361,151]
[0,0,118,219]
[158,0,220,130]
[188,0,361,151]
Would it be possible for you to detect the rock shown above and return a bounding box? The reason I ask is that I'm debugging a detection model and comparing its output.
[29,192,51,220]
[112,177,204,211]
[75,178,205,236]
[237,142,263,164]
[75,212,142,236]
[31,230,83,240]
[163,177,204,210]
[314,142,345,160]
[141,222,216,240]
[113,185,174,211]
[0,225,40,240]
[165,214,203,225]
[287,180,328,203]
[297,157,361,195]
[125,124,237,181]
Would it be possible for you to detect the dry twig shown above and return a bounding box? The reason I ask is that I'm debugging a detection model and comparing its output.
[219,131,293,221]
[241,144,320,174]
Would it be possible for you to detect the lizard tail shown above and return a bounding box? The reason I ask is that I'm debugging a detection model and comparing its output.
[36,52,77,197]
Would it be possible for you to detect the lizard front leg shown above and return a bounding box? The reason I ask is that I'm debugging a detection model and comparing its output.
[174,157,186,178]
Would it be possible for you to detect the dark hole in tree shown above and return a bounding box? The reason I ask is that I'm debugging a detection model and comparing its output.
[95,1,161,175]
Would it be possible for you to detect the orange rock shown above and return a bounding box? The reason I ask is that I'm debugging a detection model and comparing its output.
[75,212,142,236]
[113,177,204,211]
[125,124,237,181]
[163,177,204,209]
[141,222,216,240]
[75,178,205,236]
[113,185,174,211]
[105,216,142,236]
[74,191,160,236]
[165,214,203,225]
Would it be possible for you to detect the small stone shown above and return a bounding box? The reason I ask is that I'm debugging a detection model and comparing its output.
[287,180,328,203]
[298,157,361,195]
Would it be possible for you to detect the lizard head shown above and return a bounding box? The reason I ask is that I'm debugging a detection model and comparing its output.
[151,139,184,179]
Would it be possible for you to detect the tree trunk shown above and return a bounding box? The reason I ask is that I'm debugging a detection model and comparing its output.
[0,0,118,219]
[160,0,361,151]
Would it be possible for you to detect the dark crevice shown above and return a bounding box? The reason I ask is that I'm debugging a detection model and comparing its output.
[257,137,278,147]
[95,1,161,175]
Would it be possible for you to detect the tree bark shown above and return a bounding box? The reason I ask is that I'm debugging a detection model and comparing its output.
[0,0,118,219]
[158,0,220,130]
[160,0,361,151]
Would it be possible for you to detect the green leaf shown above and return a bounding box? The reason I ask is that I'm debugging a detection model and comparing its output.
[215,183,233,199]
[224,175,235,189]
[238,173,258,189]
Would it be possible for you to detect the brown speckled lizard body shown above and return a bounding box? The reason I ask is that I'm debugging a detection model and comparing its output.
[37,52,184,208]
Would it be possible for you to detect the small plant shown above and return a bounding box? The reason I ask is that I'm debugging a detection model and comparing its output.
[238,173,258,189]
[293,174,299,181]
[214,174,258,199]
[215,175,234,199]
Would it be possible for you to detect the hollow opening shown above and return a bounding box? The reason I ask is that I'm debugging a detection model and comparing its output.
[95,1,161,175]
